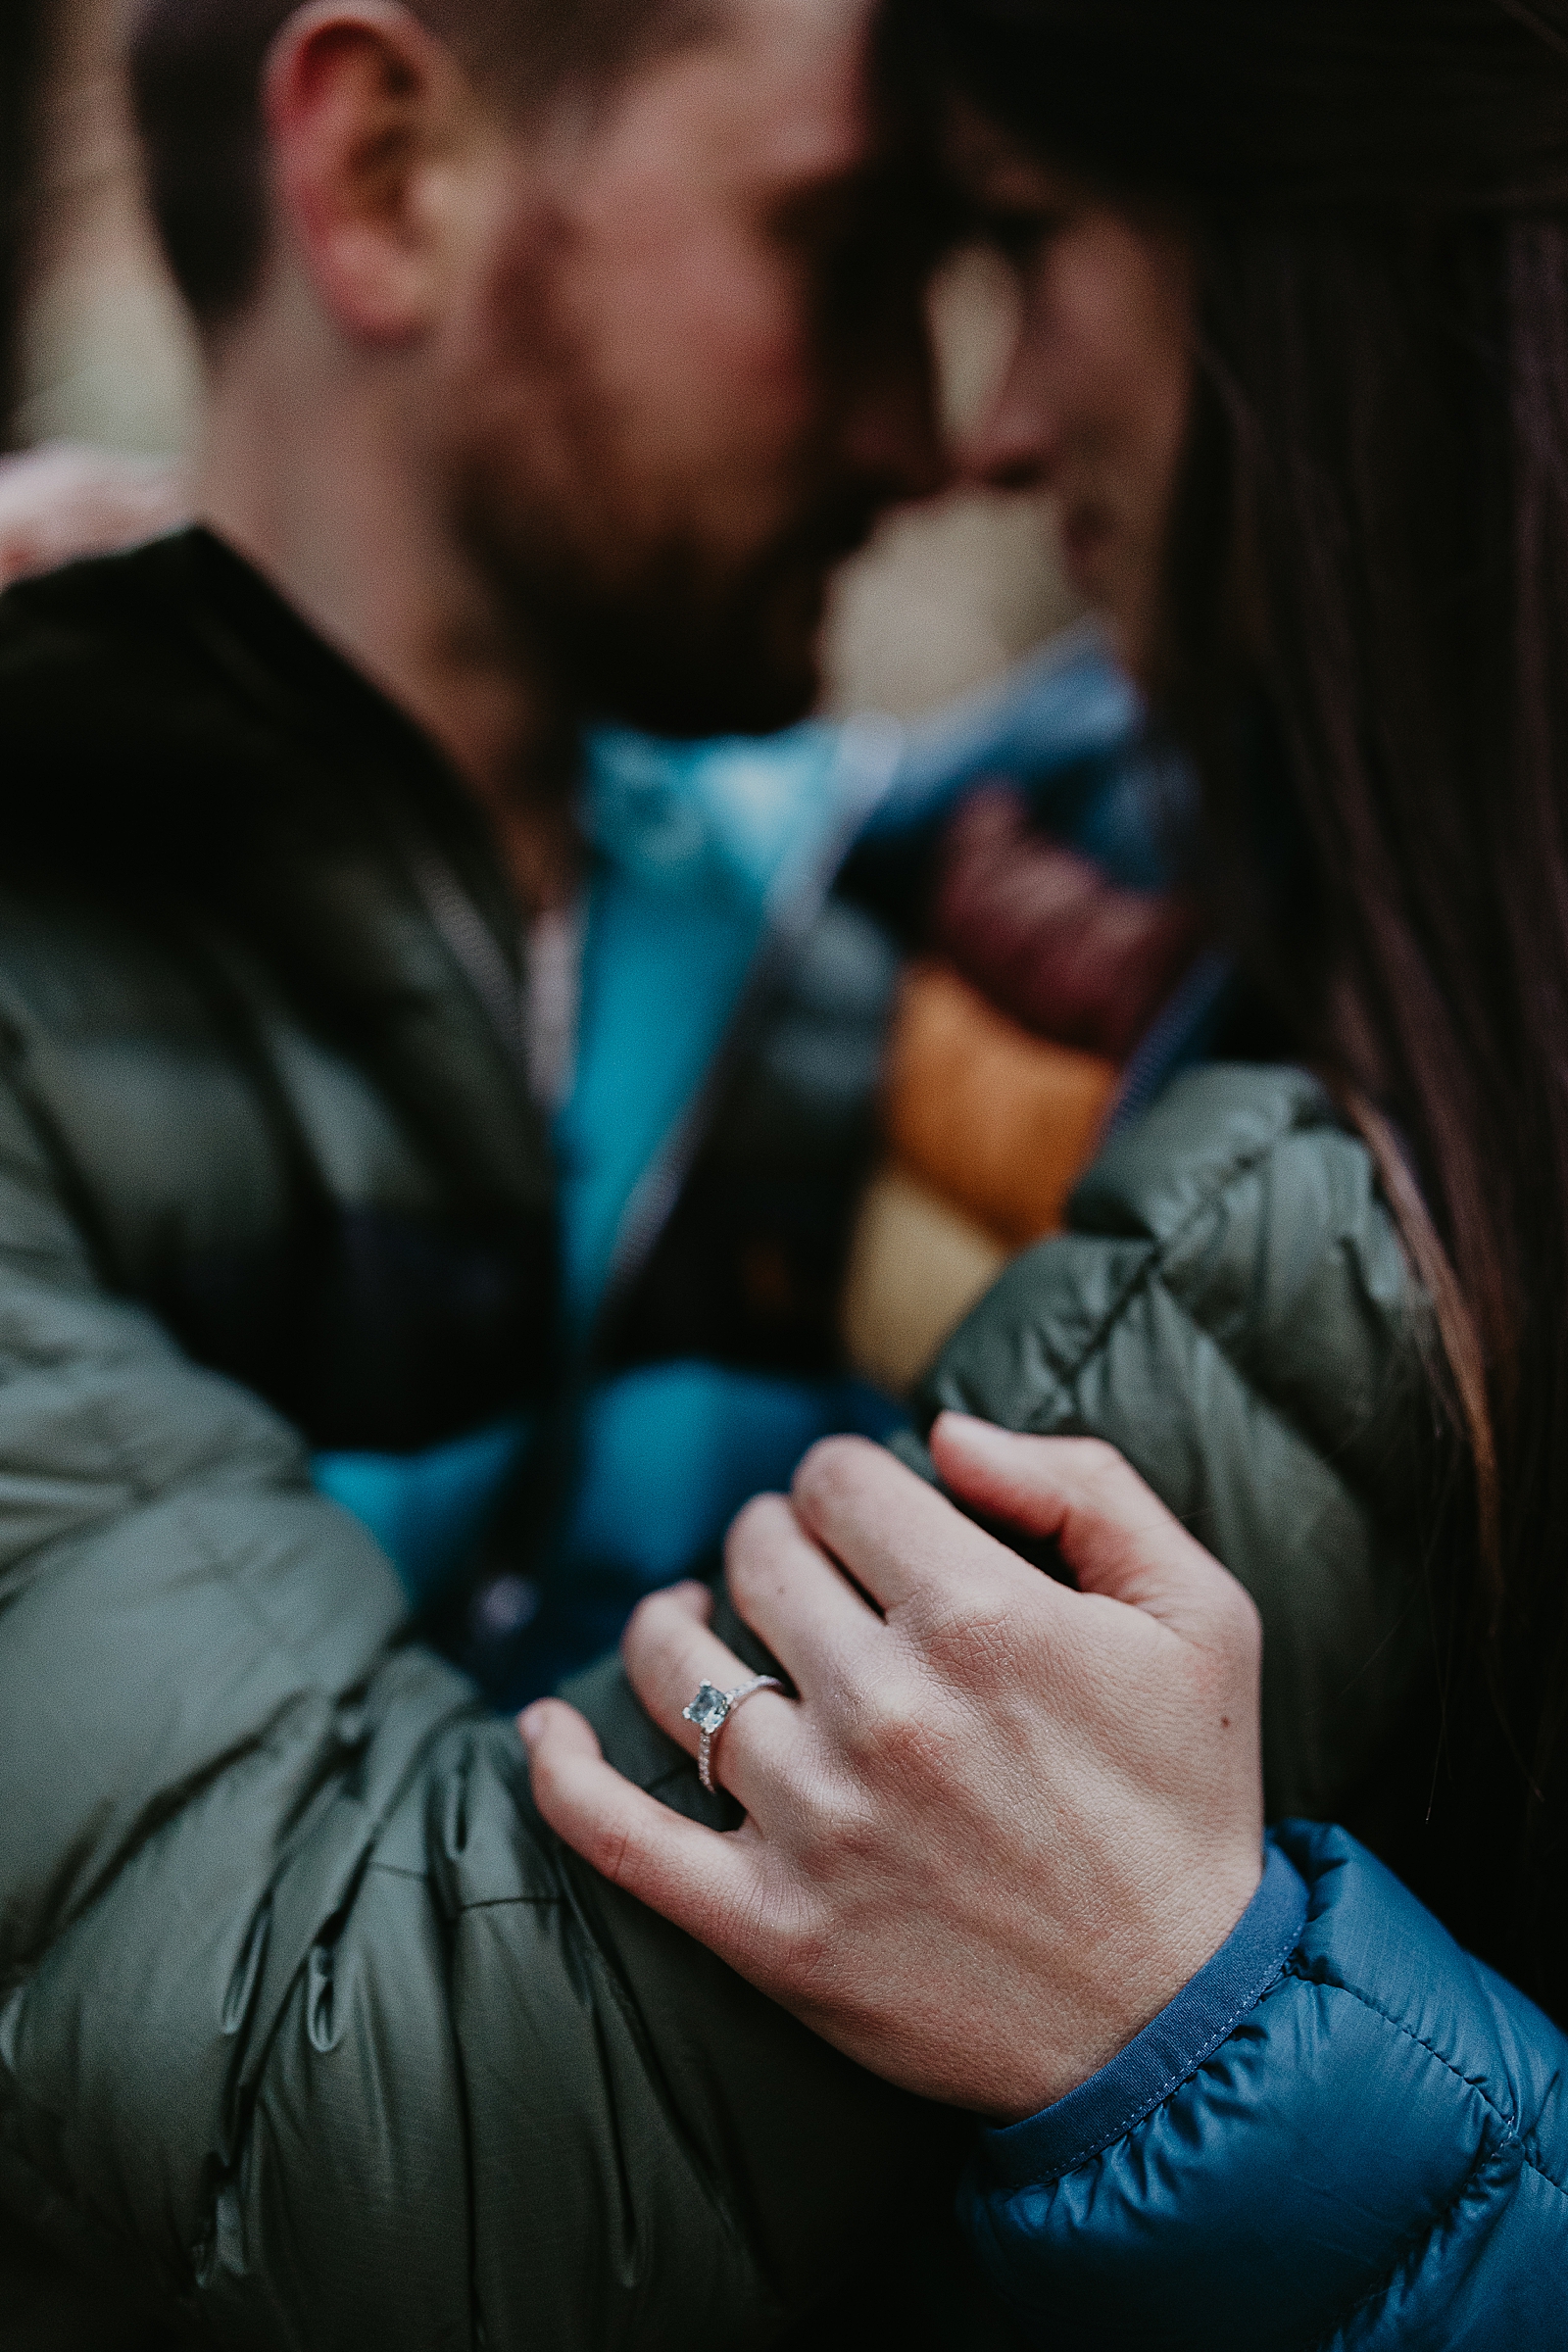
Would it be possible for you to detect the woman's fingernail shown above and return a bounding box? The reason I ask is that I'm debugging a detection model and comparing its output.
[518,1703,546,1747]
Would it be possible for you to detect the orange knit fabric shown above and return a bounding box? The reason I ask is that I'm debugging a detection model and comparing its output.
[885,962,1118,1248]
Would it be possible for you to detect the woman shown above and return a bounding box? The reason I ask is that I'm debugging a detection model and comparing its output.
[526,0,1568,2338]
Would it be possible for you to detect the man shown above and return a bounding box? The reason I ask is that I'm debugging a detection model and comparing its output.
[0,2,975,2344]
[139,0,956,1695]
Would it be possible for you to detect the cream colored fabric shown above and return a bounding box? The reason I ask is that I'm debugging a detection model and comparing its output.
[842,1162,1009,1396]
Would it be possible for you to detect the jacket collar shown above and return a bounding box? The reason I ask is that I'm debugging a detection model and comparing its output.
[3,527,558,1220]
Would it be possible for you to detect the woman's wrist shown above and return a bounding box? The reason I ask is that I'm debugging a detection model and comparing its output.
[982,1840,1305,2152]
[988,1842,1266,2123]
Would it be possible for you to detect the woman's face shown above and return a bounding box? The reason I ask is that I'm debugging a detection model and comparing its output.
[950,112,1195,682]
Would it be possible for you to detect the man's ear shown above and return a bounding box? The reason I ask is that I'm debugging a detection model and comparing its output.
[264,1,490,345]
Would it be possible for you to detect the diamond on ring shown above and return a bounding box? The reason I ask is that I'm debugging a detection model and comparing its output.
[683,1674,784,1793]
[684,1682,732,1737]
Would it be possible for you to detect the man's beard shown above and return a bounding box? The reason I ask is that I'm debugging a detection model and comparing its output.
[457,469,884,739]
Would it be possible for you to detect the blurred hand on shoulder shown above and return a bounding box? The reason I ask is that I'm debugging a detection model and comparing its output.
[0,443,190,589]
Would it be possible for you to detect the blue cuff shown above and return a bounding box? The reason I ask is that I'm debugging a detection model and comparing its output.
[979,1838,1308,2192]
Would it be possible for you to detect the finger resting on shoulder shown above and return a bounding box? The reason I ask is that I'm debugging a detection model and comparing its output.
[621,1581,795,1801]
[790,1432,1020,1612]
[517,1695,602,1762]
[927,1418,1165,1538]
[725,1492,883,1685]
[522,1704,758,1945]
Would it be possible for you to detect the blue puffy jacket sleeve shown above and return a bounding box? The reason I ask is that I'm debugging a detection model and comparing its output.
[962,1823,1568,2348]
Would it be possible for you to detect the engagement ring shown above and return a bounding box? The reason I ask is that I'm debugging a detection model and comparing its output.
[683,1674,784,1793]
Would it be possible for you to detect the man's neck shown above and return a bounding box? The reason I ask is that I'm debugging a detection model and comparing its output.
[195,318,580,913]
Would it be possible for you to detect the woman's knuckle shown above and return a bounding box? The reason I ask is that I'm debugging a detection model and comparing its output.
[920,1593,1013,1679]
[843,1681,956,1795]
[1218,1581,1263,1657]
[766,1903,835,1994]
[816,1777,883,1857]
[618,1601,652,1668]
[848,1677,921,1754]
[726,1514,787,1602]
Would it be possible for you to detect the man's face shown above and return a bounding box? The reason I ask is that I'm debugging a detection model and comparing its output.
[433,0,948,735]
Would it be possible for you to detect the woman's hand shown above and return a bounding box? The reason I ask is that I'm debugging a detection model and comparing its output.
[522,1415,1264,2121]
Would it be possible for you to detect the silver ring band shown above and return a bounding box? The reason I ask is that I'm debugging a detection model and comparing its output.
[682,1674,784,1793]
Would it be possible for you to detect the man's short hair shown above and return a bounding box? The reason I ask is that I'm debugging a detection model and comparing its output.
[128,0,694,332]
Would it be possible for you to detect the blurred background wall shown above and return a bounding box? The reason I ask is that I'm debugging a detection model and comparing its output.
[0,0,49,446]
[13,0,203,460]
[5,0,1076,719]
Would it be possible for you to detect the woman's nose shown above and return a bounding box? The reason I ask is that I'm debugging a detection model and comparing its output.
[960,357,1061,493]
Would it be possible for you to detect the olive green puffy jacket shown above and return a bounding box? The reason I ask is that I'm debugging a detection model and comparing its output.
[0,545,1429,2348]
[0,1055,1429,2348]
[902,1061,1432,1824]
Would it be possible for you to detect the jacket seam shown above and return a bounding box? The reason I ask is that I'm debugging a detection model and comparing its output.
[1281,1968,1568,2198]
[364,1861,564,1913]
[1033,1103,1303,1422]
[1295,2137,1505,2352]
[545,1835,773,2295]
[458,1893,564,1912]
[1038,1118,1413,1525]
[1011,1956,1568,2215]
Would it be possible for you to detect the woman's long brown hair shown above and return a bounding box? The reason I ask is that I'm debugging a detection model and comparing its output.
[890,0,1568,2010]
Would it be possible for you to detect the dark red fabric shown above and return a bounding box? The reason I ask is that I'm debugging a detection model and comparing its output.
[932,785,1208,1061]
